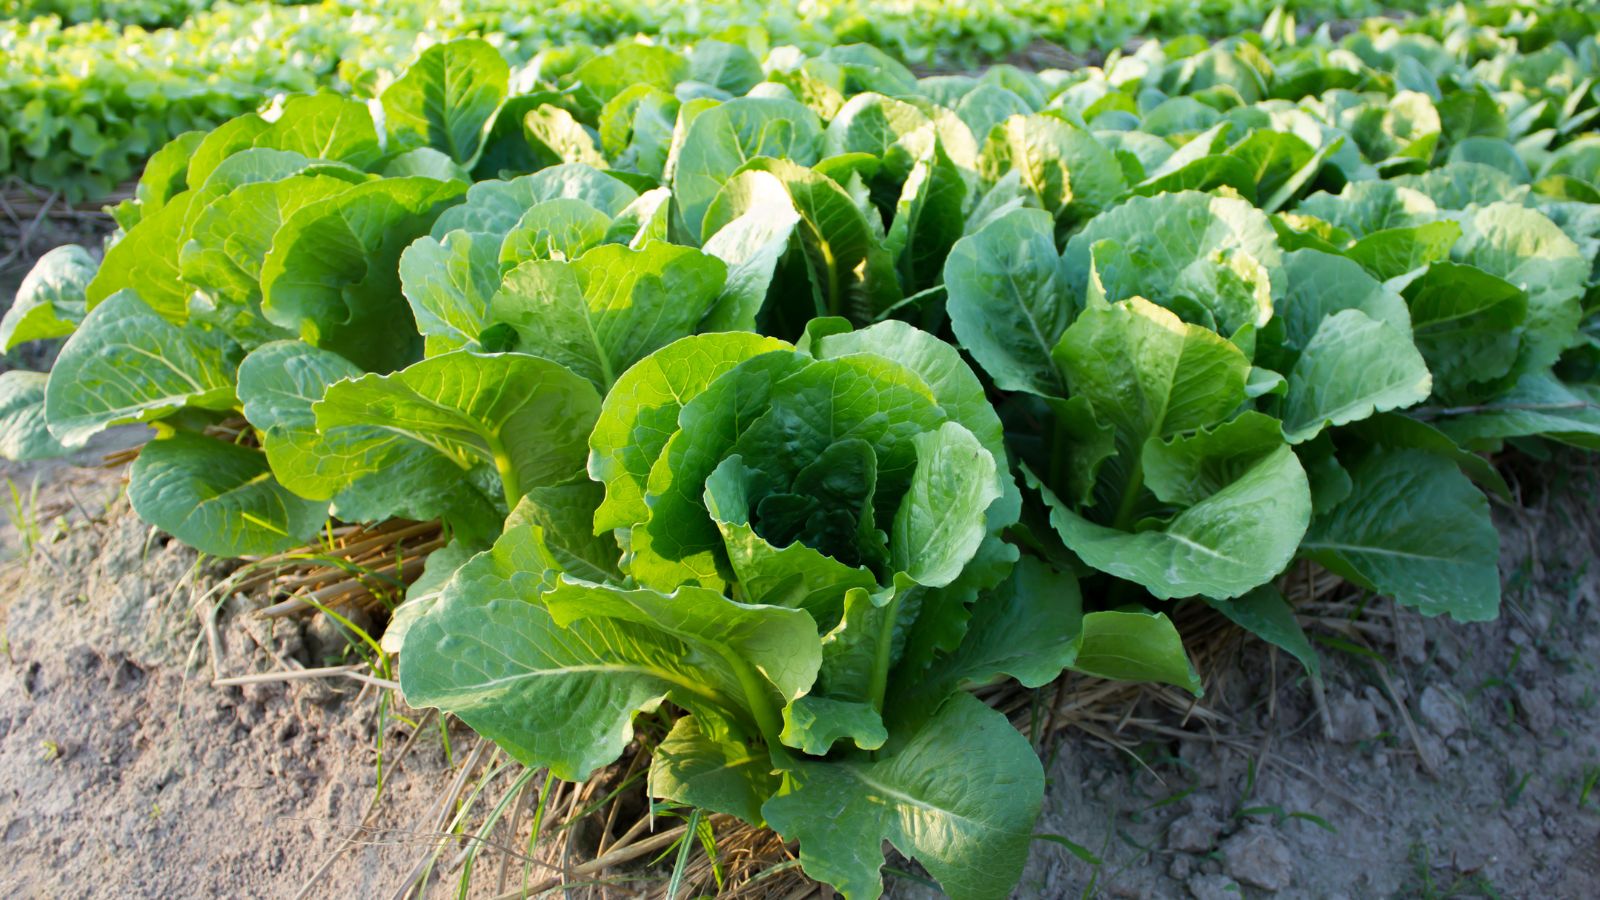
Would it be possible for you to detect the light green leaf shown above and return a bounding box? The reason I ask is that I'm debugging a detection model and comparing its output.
[1281,309,1432,442]
[671,97,822,240]
[1343,220,1462,281]
[890,423,999,588]
[0,371,74,461]
[45,291,237,446]
[700,175,802,332]
[1027,417,1311,601]
[1071,609,1202,694]
[589,332,791,533]
[1451,202,1588,375]
[650,715,777,826]
[980,113,1126,220]
[313,350,601,506]
[498,199,611,266]
[430,165,637,239]
[180,174,355,345]
[1053,297,1250,450]
[261,177,467,372]
[398,230,502,356]
[236,341,497,534]
[381,39,509,163]
[1063,191,1280,335]
[400,526,812,782]
[1,245,93,350]
[489,242,727,390]
[707,158,900,324]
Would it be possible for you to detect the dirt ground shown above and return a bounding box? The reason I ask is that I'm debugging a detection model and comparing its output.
[2,445,1597,899]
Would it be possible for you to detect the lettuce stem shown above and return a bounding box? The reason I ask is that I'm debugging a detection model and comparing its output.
[867,589,903,713]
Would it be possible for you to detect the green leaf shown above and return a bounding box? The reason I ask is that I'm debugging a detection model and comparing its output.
[1054,297,1251,451]
[886,140,969,293]
[1400,261,1527,395]
[401,526,816,782]
[1302,448,1499,621]
[1281,309,1432,443]
[1205,585,1321,682]
[650,715,778,826]
[0,371,73,461]
[1451,202,1588,375]
[381,39,510,163]
[570,43,688,118]
[431,165,637,238]
[1276,249,1412,353]
[1064,191,1280,335]
[702,454,878,620]
[890,423,1000,588]
[128,432,326,557]
[589,332,791,534]
[894,557,1080,717]
[253,94,383,170]
[1026,416,1311,601]
[1434,373,1600,450]
[944,208,1070,397]
[521,105,608,169]
[517,481,622,583]
[497,199,611,267]
[631,352,810,591]
[261,177,467,372]
[671,97,822,240]
[1071,609,1202,694]
[489,242,727,390]
[1343,221,1462,281]
[1,245,93,350]
[700,176,802,332]
[708,159,901,324]
[762,693,1042,900]
[86,191,199,321]
[180,173,355,345]
[45,291,238,447]
[313,350,601,508]
[779,693,887,756]
[980,113,1126,220]
[398,230,502,356]
[816,317,1021,521]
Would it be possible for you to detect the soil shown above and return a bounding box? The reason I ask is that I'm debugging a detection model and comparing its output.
[0,457,460,899]
[3,448,1596,899]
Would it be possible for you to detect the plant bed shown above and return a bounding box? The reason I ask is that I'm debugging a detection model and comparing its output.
[2,6,1598,896]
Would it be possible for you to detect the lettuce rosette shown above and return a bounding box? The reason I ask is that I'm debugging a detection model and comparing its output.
[401,320,1074,899]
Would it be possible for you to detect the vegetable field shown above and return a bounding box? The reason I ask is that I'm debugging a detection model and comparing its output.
[1,1,1597,897]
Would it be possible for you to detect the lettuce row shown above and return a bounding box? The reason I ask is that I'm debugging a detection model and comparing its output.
[3,16,1599,897]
